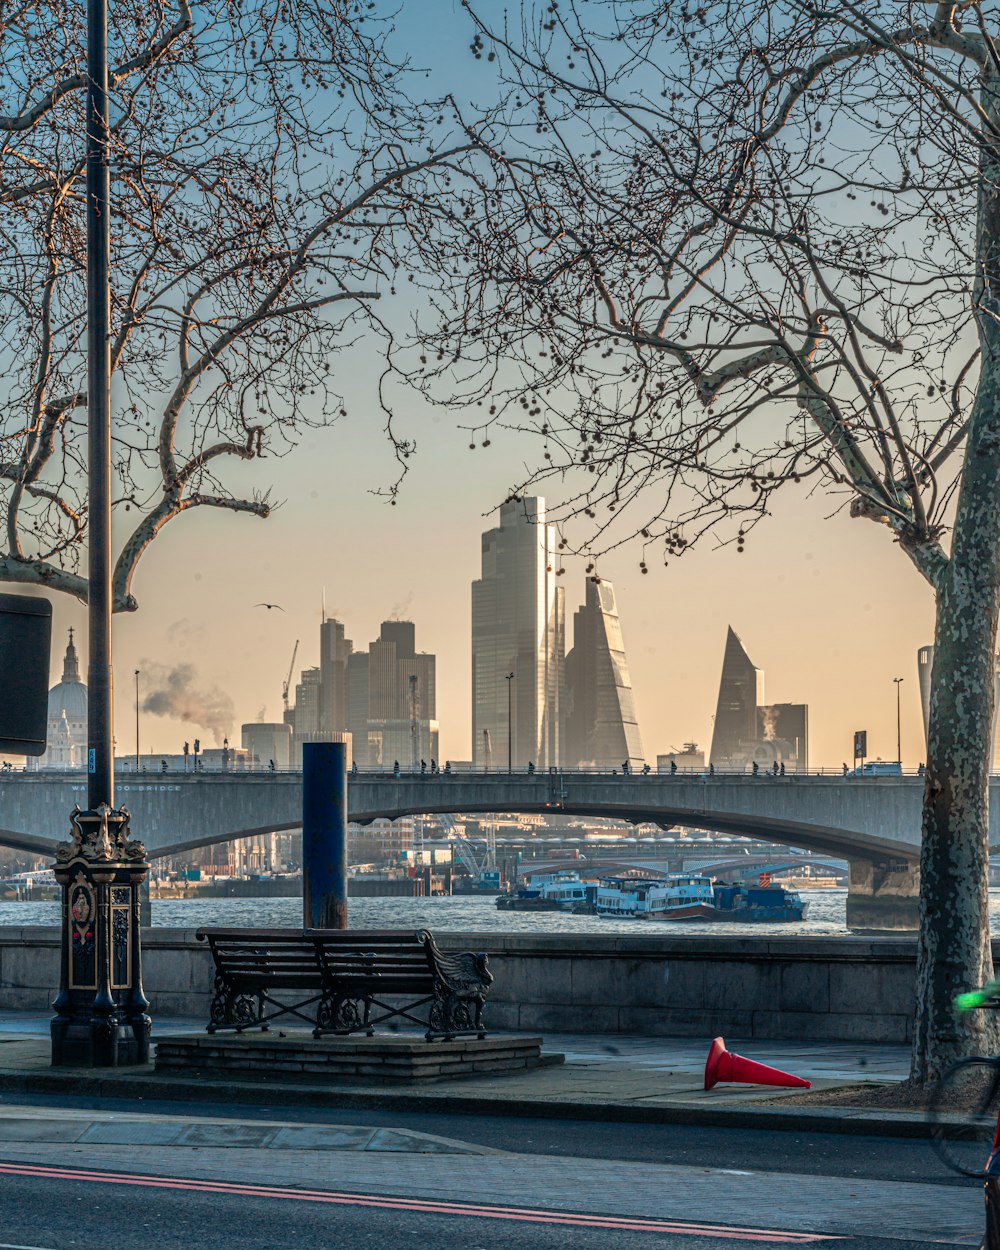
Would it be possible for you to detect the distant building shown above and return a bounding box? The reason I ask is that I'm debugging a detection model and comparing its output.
[757,703,808,772]
[657,744,705,773]
[564,578,644,769]
[709,628,808,771]
[345,620,438,769]
[289,665,351,765]
[472,497,564,769]
[709,627,764,768]
[319,617,352,736]
[29,630,87,770]
[241,722,292,770]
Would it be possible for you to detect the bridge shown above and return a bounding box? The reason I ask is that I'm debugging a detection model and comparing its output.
[0,770,958,928]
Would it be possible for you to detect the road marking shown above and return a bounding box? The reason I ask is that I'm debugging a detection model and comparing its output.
[0,1161,839,1241]
[0,1243,60,1250]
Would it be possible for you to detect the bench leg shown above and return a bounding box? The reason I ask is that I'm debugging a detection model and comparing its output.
[315,991,364,1037]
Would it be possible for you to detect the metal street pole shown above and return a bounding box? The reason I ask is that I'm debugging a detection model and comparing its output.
[894,677,904,766]
[505,672,515,774]
[134,669,140,772]
[50,0,150,1067]
[87,0,113,811]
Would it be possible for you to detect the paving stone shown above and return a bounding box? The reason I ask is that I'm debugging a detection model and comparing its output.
[176,1122,278,1149]
[269,1126,376,1151]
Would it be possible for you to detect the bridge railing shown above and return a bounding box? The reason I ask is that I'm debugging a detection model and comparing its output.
[3,763,933,779]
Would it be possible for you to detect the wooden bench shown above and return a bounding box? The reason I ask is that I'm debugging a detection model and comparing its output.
[196,928,493,1041]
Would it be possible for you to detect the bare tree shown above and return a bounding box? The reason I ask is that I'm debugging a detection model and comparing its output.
[405,0,1000,1080]
[0,0,466,610]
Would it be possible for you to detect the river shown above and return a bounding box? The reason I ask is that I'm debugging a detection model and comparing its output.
[0,886,976,934]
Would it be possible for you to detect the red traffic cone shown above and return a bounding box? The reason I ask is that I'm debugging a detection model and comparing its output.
[704,1036,811,1090]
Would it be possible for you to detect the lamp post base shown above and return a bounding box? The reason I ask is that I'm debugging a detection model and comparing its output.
[50,804,151,1068]
[50,1013,150,1068]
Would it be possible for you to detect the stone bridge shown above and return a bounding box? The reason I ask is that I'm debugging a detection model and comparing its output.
[0,770,961,928]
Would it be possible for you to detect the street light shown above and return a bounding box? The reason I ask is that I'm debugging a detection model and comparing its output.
[50,0,149,1068]
[505,672,515,774]
[894,677,904,767]
[134,669,140,772]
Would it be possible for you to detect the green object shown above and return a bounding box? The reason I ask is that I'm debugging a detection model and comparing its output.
[955,981,1000,1012]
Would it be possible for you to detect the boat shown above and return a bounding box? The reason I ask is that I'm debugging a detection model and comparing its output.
[641,881,808,923]
[592,871,809,922]
[710,883,809,922]
[495,870,592,911]
[641,874,718,920]
[594,875,667,917]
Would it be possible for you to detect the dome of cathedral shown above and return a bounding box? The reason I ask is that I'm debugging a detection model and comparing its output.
[47,629,87,721]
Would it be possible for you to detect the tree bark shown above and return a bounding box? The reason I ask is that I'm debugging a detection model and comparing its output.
[913,71,1000,1081]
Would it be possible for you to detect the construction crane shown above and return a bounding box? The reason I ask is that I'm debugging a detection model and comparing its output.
[282,639,299,715]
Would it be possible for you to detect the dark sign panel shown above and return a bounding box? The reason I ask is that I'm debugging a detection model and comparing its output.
[0,593,52,755]
[854,729,867,759]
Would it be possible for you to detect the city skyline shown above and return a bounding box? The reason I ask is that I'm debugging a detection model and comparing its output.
[32,491,932,773]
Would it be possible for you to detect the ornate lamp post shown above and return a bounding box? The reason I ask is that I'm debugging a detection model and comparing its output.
[50,0,150,1067]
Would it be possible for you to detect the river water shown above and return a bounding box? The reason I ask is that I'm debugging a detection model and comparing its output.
[0,887,968,935]
[1,888,999,934]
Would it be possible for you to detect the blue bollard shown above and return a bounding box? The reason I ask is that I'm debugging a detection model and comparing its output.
[302,741,348,930]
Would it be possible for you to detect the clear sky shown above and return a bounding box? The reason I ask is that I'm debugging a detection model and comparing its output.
[36,0,939,771]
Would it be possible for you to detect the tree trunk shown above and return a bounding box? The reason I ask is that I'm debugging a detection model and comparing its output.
[911,67,1000,1086]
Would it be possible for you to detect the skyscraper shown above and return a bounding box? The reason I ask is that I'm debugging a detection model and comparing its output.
[346,621,438,768]
[710,627,764,767]
[318,617,352,735]
[707,628,808,771]
[472,497,564,769]
[565,578,644,768]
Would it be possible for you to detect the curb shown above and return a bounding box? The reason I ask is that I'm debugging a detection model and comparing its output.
[0,1067,942,1139]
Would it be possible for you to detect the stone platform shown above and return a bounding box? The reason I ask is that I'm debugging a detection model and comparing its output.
[154,1032,562,1084]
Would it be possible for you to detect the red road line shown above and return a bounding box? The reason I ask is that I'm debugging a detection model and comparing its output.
[0,1161,837,1242]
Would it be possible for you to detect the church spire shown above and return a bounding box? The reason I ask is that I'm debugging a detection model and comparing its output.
[62,627,81,683]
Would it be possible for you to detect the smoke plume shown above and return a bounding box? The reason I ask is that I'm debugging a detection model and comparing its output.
[389,590,414,620]
[759,705,778,742]
[140,662,235,744]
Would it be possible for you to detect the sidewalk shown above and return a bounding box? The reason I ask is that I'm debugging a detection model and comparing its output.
[0,1011,920,1136]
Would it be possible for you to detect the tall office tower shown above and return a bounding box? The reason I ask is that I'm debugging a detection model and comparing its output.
[710,628,765,768]
[472,497,565,769]
[319,617,352,735]
[346,652,371,766]
[564,579,644,769]
[918,644,1000,770]
[345,621,439,769]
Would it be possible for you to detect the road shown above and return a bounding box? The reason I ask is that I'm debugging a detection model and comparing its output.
[0,1092,985,1250]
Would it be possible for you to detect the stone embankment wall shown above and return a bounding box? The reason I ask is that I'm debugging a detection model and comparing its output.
[0,927,950,1042]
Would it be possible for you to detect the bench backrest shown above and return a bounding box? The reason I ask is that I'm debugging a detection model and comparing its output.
[310,929,434,995]
[196,927,435,993]
[197,929,326,990]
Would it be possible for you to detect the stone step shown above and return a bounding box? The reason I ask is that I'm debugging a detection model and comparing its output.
[154,1031,562,1084]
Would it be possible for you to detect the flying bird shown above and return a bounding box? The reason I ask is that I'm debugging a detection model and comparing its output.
[255,602,285,612]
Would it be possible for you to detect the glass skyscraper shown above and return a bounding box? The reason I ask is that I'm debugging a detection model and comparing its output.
[472,498,564,769]
[564,578,645,769]
[709,627,808,771]
[710,627,764,767]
